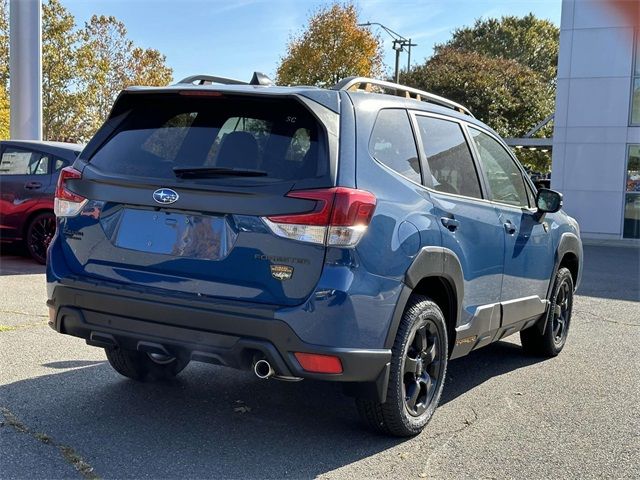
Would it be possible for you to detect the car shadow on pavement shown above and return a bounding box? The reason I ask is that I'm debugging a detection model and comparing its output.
[0,244,45,276]
[0,339,544,479]
[442,340,545,406]
[1,362,399,479]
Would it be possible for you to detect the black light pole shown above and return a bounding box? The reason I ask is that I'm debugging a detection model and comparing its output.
[358,22,417,83]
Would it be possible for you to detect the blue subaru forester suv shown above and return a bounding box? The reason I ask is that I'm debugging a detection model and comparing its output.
[47,74,582,436]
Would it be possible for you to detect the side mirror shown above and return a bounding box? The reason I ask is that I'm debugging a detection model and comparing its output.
[536,188,563,213]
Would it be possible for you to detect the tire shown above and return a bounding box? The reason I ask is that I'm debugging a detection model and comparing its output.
[520,267,574,357]
[26,212,56,265]
[357,295,448,437]
[105,347,189,381]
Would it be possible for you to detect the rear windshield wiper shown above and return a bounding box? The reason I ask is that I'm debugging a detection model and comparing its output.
[173,166,268,179]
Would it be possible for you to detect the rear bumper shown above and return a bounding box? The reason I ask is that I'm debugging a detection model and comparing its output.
[47,279,391,384]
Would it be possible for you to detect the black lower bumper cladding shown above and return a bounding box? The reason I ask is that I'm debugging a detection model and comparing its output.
[48,281,391,385]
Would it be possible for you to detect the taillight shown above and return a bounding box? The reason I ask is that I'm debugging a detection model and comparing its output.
[263,187,376,247]
[54,166,87,217]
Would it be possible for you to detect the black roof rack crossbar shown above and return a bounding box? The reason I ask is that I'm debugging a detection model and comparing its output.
[176,74,249,86]
[332,76,474,117]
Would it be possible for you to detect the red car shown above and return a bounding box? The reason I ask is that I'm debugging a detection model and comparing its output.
[0,140,82,263]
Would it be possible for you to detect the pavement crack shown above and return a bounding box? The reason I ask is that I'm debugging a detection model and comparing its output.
[0,407,100,480]
[576,309,639,327]
[423,405,481,474]
[0,309,48,318]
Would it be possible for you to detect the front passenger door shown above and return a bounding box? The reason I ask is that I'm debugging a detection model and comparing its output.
[468,127,554,320]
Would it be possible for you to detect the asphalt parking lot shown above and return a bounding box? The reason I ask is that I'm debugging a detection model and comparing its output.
[0,244,638,479]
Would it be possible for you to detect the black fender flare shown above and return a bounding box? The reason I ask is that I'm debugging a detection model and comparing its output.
[537,232,582,335]
[547,232,582,299]
[384,247,465,349]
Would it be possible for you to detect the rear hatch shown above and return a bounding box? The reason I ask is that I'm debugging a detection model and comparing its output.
[58,89,338,306]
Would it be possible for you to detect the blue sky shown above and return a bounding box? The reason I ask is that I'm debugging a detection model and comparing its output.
[63,0,561,83]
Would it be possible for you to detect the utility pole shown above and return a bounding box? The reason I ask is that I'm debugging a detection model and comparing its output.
[393,41,401,84]
[9,0,42,140]
[358,22,416,84]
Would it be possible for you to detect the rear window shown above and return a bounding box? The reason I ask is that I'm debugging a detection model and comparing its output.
[88,94,328,183]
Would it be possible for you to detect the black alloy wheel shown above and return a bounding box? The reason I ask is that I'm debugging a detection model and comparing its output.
[520,267,574,357]
[552,278,572,346]
[357,295,448,437]
[26,212,56,265]
[402,319,444,417]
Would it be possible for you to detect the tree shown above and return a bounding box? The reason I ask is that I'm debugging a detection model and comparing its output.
[276,3,383,86]
[401,48,553,171]
[42,0,83,141]
[76,15,173,140]
[0,2,173,142]
[0,0,7,88]
[77,15,134,136]
[0,0,8,139]
[403,14,559,171]
[402,48,553,137]
[127,47,173,87]
[436,14,559,84]
[0,86,8,139]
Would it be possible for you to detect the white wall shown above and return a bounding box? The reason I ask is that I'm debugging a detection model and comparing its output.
[552,0,639,239]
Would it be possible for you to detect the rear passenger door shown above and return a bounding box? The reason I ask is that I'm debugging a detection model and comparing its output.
[467,127,554,316]
[0,146,53,238]
[412,113,505,319]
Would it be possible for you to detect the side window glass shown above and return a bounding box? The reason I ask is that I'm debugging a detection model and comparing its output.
[369,109,420,183]
[55,157,69,171]
[415,116,482,199]
[0,148,48,175]
[469,128,529,207]
[32,155,49,175]
[525,181,537,207]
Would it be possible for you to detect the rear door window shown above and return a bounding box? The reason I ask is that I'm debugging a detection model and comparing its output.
[88,95,328,183]
[369,109,421,184]
[0,147,49,175]
[414,115,482,199]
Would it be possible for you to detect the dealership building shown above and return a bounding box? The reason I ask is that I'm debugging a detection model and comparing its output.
[552,0,640,241]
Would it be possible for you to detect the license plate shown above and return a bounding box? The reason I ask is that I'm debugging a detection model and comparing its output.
[114,208,236,260]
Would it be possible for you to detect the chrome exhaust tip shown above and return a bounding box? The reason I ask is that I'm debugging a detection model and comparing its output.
[254,359,275,379]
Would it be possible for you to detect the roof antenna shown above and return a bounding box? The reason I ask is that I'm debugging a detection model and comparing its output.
[250,72,274,86]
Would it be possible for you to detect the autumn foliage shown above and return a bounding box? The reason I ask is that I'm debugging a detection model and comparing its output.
[0,0,173,142]
[401,14,559,171]
[276,3,383,86]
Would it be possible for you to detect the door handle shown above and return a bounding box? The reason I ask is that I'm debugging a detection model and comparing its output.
[24,181,43,190]
[440,216,460,232]
[504,220,517,235]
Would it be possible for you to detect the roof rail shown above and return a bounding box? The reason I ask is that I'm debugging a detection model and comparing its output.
[176,74,248,86]
[332,76,474,117]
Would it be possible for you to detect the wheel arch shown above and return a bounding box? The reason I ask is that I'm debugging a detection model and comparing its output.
[550,232,583,296]
[385,247,464,356]
[534,232,582,337]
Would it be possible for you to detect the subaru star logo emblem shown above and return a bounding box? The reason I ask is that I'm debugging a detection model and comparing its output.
[153,188,179,205]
